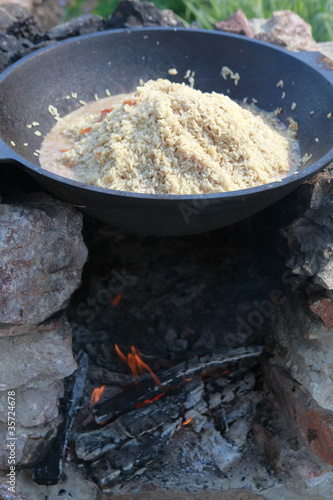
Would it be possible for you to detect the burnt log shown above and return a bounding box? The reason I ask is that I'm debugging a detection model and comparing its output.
[32,351,89,485]
[75,347,262,490]
[93,346,263,424]
[89,427,177,491]
[76,380,203,462]
[76,380,203,490]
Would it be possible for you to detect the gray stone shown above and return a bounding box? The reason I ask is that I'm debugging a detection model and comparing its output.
[215,9,254,38]
[0,193,88,325]
[0,378,63,427]
[0,311,65,337]
[285,334,333,412]
[0,3,44,41]
[318,41,333,61]
[283,165,333,290]
[0,314,77,391]
[249,10,318,52]
[265,286,333,412]
[254,360,333,475]
[0,463,100,500]
[107,0,182,29]
[0,416,60,468]
[0,29,24,69]
[46,14,106,41]
[309,297,333,329]
[255,163,333,474]
[0,471,29,500]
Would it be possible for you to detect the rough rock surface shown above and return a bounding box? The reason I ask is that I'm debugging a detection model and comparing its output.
[0,416,60,468]
[254,363,333,479]
[0,29,33,68]
[215,9,254,38]
[249,10,318,51]
[0,314,77,391]
[0,312,64,337]
[309,298,333,329]
[0,193,88,325]
[107,0,182,28]
[0,378,63,427]
[0,3,43,41]
[46,14,106,41]
[16,464,100,500]
[263,273,333,409]
[318,41,333,60]
[255,165,333,475]
[283,165,333,291]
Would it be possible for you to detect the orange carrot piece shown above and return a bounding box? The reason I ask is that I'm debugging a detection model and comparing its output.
[80,126,91,134]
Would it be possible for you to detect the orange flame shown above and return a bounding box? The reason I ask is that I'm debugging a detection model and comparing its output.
[115,344,162,387]
[90,385,105,410]
[182,417,192,426]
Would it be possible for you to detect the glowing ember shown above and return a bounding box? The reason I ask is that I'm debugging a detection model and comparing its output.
[182,377,193,387]
[110,291,123,306]
[135,391,167,409]
[182,417,192,426]
[90,385,105,410]
[115,344,162,387]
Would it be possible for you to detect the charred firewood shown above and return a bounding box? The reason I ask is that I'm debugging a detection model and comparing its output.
[76,378,204,490]
[89,426,177,492]
[93,346,263,425]
[32,351,89,485]
[76,379,203,462]
[75,347,262,490]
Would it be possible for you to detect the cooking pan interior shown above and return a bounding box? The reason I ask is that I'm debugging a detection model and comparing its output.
[0,28,332,236]
[0,28,332,168]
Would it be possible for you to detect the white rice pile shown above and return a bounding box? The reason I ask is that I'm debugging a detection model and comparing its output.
[57,79,300,194]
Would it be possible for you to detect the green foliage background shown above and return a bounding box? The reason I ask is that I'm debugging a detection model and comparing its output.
[64,0,333,42]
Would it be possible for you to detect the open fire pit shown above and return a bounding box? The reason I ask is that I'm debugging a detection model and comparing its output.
[0,2,333,499]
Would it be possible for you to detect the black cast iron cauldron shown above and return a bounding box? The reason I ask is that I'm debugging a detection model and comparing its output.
[0,28,332,236]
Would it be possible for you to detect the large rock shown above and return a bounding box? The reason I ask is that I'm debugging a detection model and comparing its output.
[318,41,333,61]
[0,378,63,427]
[0,463,100,500]
[283,165,333,291]
[215,9,254,38]
[0,311,65,337]
[0,314,77,391]
[0,416,60,468]
[0,3,44,42]
[309,298,333,329]
[255,164,333,476]
[107,0,182,28]
[0,193,88,325]
[254,363,333,480]
[0,29,32,71]
[46,14,106,41]
[265,285,333,412]
[249,10,318,51]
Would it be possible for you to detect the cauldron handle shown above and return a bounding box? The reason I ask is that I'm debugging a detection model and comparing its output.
[0,139,23,164]
[0,138,44,179]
